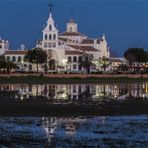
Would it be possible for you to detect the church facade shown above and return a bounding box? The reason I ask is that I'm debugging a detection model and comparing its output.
[1,11,110,73]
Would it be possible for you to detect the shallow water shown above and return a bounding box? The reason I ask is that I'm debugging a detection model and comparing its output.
[0,116,148,147]
[0,83,148,147]
[0,82,148,104]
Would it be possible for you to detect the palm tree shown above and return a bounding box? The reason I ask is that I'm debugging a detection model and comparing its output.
[43,63,48,74]
[100,56,110,72]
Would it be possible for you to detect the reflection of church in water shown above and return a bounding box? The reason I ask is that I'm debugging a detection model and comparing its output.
[41,116,87,146]
[0,83,148,100]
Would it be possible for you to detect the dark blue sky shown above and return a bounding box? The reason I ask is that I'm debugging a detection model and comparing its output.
[0,0,148,56]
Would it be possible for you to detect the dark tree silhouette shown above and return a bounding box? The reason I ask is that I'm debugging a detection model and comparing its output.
[124,48,148,63]
[25,48,47,73]
[79,53,93,74]
[118,64,128,74]
[0,55,16,74]
[0,55,6,73]
[124,48,148,72]
[5,61,16,74]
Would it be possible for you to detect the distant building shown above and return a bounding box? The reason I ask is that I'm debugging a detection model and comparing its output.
[109,57,126,72]
[0,37,9,55]
[36,12,110,72]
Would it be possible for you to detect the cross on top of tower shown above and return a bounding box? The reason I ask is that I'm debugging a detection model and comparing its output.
[71,12,74,18]
[69,11,75,23]
[48,1,54,13]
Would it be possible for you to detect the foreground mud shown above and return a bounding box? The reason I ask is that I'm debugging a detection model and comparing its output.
[0,116,148,147]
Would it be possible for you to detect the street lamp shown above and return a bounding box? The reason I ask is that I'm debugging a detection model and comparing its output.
[62,59,68,72]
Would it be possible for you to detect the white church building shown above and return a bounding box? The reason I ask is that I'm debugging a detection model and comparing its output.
[1,10,110,73]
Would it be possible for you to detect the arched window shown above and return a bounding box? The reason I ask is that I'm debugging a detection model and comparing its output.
[79,56,82,62]
[24,56,27,62]
[29,65,32,71]
[49,59,56,70]
[69,27,73,32]
[0,45,2,49]
[73,56,77,62]
[48,43,52,47]
[68,56,72,62]
[45,34,48,40]
[18,56,22,62]
[7,56,10,62]
[24,64,27,67]
[49,25,52,31]
[12,56,16,62]
[53,34,56,40]
[44,42,48,48]
[53,42,56,48]
[49,34,52,40]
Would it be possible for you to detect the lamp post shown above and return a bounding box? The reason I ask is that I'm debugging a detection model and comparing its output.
[62,59,68,72]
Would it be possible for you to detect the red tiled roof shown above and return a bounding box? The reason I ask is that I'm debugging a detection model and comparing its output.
[58,37,68,42]
[81,39,102,44]
[58,37,79,43]
[59,32,86,37]
[65,50,83,55]
[81,39,94,44]
[97,39,102,44]
[68,44,99,52]
[5,50,27,55]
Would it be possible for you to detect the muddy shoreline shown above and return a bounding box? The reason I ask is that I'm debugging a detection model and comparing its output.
[0,75,148,84]
[0,99,148,116]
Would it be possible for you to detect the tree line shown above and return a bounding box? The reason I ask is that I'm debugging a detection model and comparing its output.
[0,48,47,74]
[124,48,148,65]
[0,47,148,74]
[0,47,102,74]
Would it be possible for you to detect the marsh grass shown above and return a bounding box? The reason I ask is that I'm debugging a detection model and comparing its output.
[0,75,147,84]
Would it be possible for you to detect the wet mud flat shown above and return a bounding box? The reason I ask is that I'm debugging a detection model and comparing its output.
[0,117,50,147]
[0,116,148,147]
[0,97,148,116]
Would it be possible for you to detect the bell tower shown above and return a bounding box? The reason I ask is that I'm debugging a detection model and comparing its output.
[66,17,78,33]
[42,2,58,49]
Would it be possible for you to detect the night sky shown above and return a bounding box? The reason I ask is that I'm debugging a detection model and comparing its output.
[0,0,148,56]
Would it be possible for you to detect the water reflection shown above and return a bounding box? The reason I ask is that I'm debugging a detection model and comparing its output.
[0,83,148,103]
[0,116,148,147]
